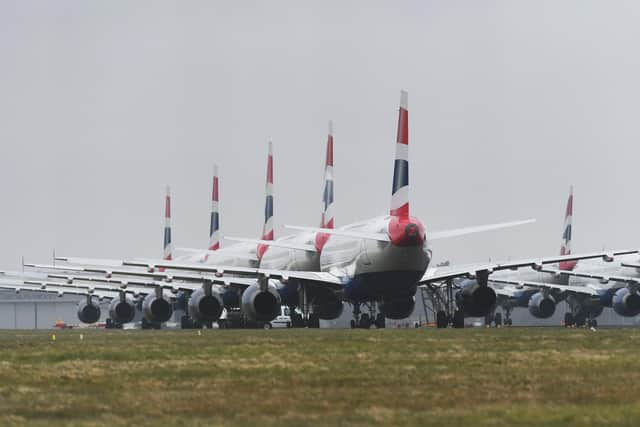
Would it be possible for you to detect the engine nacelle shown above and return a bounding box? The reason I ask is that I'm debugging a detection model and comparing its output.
[108,297,136,324]
[612,287,640,317]
[380,297,415,319]
[308,287,343,320]
[455,280,496,317]
[142,293,173,322]
[77,299,101,324]
[188,288,224,322]
[241,282,282,322]
[527,292,556,319]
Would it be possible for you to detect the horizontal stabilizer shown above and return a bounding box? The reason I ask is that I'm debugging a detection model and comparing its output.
[429,219,536,240]
[283,225,390,242]
[224,237,317,253]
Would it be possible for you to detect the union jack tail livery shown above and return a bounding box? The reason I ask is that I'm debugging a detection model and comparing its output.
[559,186,575,271]
[161,186,173,271]
[257,141,275,259]
[390,90,409,218]
[208,164,221,251]
[316,121,335,251]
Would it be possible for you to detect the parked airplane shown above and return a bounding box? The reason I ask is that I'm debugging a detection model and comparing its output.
[6,91,637,329]
[485,187,580,326]
[486,187,640,327]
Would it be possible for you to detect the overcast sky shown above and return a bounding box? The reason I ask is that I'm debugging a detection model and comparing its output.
[1,1,639,269]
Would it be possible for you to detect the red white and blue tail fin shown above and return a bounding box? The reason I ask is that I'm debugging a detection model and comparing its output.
[208,164,221,251]
[559,186,576,271]
[321,120,335,229]
[390,90,410,218]
[316,121,335,251]
[162,185,173,261]
[257,142,274,259]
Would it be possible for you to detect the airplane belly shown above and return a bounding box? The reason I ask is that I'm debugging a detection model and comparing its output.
[342,243,430,302]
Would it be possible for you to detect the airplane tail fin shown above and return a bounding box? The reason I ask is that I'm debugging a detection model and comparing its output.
[208,164,221,251]
[160,186,173,271]
[390,90,410,218]
[316,121,335,251]
[257,142,274,259]
[559,186,576,271]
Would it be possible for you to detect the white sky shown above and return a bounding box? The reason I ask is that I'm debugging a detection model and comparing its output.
[1,1,639,268]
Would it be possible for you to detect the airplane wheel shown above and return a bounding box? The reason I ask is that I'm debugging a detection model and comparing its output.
[494,312,503,327]
[308,314,320,328]
[436,311,448,328]
[453,310,464,328]
[359,313,371,329]
[564,312,574,327]
[374,313,386,329]
[291,312,304,328]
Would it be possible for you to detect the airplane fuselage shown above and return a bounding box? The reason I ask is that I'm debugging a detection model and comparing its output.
[320,216,430,302]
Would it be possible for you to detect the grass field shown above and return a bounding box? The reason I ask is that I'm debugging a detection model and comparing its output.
[1,328,640,426]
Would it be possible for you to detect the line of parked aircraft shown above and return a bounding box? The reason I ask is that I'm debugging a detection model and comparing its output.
[1,90,639,329]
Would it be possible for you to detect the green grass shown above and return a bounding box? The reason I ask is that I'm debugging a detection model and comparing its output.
[0,328,640,426]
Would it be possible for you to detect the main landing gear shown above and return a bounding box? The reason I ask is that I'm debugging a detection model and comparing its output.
[485,309,512,328]
[288,283,322,328]
[564,297,598,328]
[350,302,386,329]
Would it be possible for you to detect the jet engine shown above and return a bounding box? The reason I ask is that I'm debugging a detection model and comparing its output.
[527,292,556,319]
[241,281,282,322]
[188,288,224,322]
[308,287,343,320]
[612,287,640,317]
[108,297,136,324]
[455,279,496,317]
[142,292,173,322]
[380,296,415,319]
[77,298,101,324]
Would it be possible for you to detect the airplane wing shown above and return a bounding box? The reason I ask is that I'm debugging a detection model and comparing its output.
[23,263,259,288]
[488,278,602,296]
[52,256,345,289]
[428,219,536,240]
[419,249,639,285]
[539,268,637,286]
[0,278,126,299]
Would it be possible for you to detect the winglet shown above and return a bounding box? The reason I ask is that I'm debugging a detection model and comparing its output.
[390,90,409,218]
[208,164,221,251]
[559,186,576,271]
